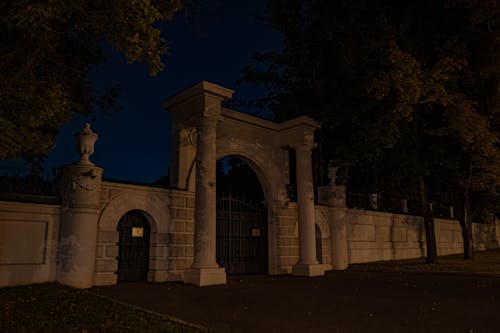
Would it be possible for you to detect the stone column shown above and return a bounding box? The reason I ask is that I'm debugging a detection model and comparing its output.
[57,124,103,289]
[328,168,348,270]
[292,144,324,276]
[184,116,227,286]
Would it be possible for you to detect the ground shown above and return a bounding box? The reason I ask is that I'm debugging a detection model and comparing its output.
[93,271,500,333]
[1,251,500,332]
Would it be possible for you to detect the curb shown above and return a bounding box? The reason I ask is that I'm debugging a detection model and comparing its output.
[344,269,500,278]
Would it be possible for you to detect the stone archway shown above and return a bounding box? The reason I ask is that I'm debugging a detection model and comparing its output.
[96,191,168,285]
[215,155,268,274]
[164,81,326,285]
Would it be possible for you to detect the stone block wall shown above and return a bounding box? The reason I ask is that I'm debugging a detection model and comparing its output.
[2,181,499,288]
[0,181,197,287]
[275,204,299,273]
[95,182,193,285]
[95,229,119,285]
[345,209,499,264]
[346,210,427,263]
[473,219,500,250]
[274,203,332,274]
[166,191,195,281]
[434,219,464,255]
[315,206,332,269]
[0,201,60,287]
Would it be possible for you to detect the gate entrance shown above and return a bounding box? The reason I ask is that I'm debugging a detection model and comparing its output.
[216,193,268,274]
[117,210,151,282]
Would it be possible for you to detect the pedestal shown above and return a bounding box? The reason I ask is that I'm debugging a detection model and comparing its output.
[330,208,348,270]
[57,164,103,289]
[184,267,227,286]
[292,264,325,277]
[329,183,348,270]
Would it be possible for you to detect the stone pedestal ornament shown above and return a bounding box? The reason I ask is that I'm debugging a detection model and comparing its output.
[57,123,103,289]
[327,166,349,270]
[75,123,98,165]
[401,198,409,213]
[369,193,379,210]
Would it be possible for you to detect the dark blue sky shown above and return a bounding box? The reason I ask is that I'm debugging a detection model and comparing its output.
[43,0,282,183]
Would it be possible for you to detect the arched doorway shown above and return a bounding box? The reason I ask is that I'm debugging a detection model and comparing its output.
[117,210,151,282]
[216,156,268,274]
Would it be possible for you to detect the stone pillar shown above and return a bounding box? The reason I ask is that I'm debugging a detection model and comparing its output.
[57,124,102,289]
[328,168,348,270]
[164,81,233,286]
[292,144,324,276]
[184,116,226,286]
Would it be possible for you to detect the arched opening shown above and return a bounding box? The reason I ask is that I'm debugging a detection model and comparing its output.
[315,224,323,264]
[117,210,151,282]
[216,156,268,274]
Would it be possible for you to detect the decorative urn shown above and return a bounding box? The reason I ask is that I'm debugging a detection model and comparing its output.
[74,123,98,165]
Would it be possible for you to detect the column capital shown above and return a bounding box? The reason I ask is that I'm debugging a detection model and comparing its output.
[291,142,315,152]
[197,115,222,128]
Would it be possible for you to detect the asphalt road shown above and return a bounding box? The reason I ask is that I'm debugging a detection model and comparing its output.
[92,271,500,333]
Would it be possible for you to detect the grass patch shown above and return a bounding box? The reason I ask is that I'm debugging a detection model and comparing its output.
[348,249,500,275]
[0,283,208,333]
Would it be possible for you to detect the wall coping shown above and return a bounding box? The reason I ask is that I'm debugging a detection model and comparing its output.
[101,181,194,197]
[221,108,320,132]
[0,200,61,211]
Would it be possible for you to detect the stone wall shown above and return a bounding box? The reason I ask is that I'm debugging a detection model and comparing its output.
[275,204,299,274]
[274,204,499,270]
[473,220,500,250]
[0,201,60,287]
[165,191,195,281]
[274,203,332,274]
[345,209,498,264]
[95,181,194,285]
[1,185,499,288]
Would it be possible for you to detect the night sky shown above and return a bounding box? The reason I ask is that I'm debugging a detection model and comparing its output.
[43,0,282,183]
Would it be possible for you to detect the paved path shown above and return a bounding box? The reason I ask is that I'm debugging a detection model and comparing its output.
[92,271,500,333]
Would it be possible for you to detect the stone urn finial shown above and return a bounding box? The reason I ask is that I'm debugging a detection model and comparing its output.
[328,166,338,186]
[75,123,98,165]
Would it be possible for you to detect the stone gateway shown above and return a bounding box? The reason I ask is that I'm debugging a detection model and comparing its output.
[1,82,499,288]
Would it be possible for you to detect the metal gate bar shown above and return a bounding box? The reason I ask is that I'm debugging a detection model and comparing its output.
[216,193,267,274]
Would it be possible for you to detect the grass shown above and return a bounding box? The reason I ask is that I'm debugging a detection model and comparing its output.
[348,248,500,275]
[0,283,208,333]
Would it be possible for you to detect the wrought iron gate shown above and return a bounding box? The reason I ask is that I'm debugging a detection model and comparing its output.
[117,210,151,282]
[216,193,268,274]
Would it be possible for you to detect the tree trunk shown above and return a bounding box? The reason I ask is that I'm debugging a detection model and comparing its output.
[462,197,474,260]
[418,175,438,263]
[457,159,474,260]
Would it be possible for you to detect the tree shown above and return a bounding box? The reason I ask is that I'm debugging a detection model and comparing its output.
[373,0,500,261]
[244,0,500,263]
[0,0,182,159]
